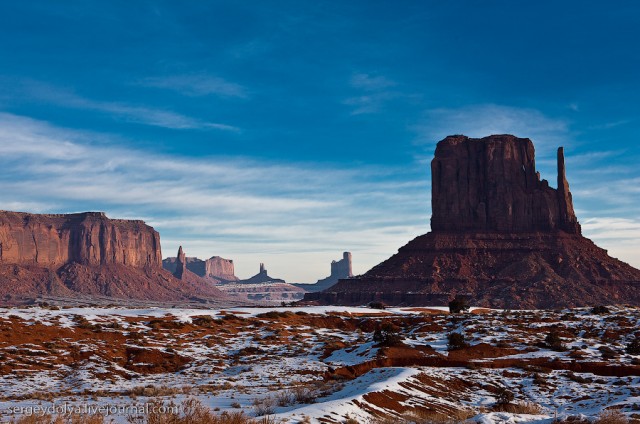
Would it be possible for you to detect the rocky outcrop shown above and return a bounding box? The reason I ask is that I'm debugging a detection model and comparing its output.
[238,263,285,285]
[163,254,238,283]
[0,211,161,268]
[0,211,228,305]
[305,135,640,308]
[430,135,580,234]
[204,256,237,282]
[299,252,353,292]
[173,246,187,279]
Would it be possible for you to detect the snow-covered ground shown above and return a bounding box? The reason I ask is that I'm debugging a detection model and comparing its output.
[0,305,638,423]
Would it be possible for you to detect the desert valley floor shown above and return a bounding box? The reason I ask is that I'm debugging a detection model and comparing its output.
[0,304,639,423]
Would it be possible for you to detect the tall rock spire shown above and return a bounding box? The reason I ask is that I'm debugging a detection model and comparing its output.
[174,246,187,280]
[557,147,581,234]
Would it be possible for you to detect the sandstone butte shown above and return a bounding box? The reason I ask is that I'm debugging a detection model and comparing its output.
[163,253,239,283]
[304,134,640,309]
[0,211,226,305]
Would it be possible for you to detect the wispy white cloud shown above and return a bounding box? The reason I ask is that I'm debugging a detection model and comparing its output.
[413,104,569,153]
[20,81,239,131]
[0,112,427,281]
[344,92,400,115]
[344,72,407,115]
[139,74,248,98]
[581,217,640,267]
[350,73,396,91]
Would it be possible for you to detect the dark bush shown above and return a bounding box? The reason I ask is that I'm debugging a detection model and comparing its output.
[447,332,468,351]
[592,305,610,315]
[368,301,386,310]
[626,336,640,355]
[192,315,215,327]
[449,296,470,313]
[545,330,566,351]
[599,345,618,359]
[495,387,515,405]
[372,323,403,347]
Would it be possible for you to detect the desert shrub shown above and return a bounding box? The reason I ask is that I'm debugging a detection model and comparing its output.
[373,323,403,347]
[192,315,215,327]
[592,305,610,315]
[72,315,97,330]
[252,396,275,416]
[221,314,245,322]
[448,296,469,313]
[532,373,547,386]
[447,332,468,351]
[291,385,316,404]
[545,330,566,351]
[495,387,515,405]
[275,390,294,407]
[147,318,184,330]
[344,416,359,424]
[626,336,640,355]
[256,311,293,319]
[10,413,105,423]
[494,401,542,414]
[368,301,386,310]
[599,345,619,359]
[391,408,475,424]
[126,398,260,424]
[594,409,629,424]
[566,372,591,384]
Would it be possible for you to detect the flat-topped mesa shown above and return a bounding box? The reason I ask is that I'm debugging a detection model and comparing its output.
[430,135,581,234]
[0,211,162,268]
[205,256,236,281]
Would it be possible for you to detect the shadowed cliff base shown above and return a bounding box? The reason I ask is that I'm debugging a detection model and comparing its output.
[304,135,640,309]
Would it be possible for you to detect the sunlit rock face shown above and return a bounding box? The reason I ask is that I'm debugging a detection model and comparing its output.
[0,211,227,305]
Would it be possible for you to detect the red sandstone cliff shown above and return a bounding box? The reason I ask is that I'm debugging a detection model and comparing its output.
[0,211,227,305]
[305,135,640,309]
[0,211,161,268]
[431,135,580,234]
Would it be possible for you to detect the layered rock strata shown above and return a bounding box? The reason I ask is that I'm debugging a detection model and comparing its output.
[0,211,226,304]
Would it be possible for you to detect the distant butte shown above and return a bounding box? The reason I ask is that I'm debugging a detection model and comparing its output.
[305,134,640,308]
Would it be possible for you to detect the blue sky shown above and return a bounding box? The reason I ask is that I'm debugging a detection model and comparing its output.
[0,1,638,282]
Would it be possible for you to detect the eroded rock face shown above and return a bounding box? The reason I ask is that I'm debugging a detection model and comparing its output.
[0,211,161,268]
[0,211,227,305]
[204,256,237,282]
[162,254,238,283]
[305,134,640,308]
[302,252,353,292]
[430,135,580,234]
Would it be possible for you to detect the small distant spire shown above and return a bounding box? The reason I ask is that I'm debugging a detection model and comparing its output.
[174,246,187,279]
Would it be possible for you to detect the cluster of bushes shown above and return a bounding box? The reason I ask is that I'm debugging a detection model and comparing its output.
[448,297,470,313]
[373,323,403,347]
[447,332,468,351]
